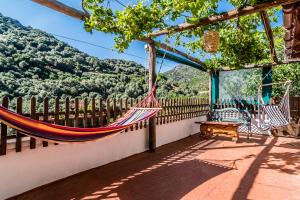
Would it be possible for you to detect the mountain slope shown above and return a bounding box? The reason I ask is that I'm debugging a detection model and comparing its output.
[0,13,148,102]
[159,65,209,98]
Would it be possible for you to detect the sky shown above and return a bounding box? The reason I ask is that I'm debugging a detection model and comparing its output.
[0,0,283,72]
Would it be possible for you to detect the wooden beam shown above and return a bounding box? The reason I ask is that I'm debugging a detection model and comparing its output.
[260,10,278,63]
[148,0,300,37]
[158,42,206,68]
[31,0,87,20]
[148,42,156,152]
[140,37,207,68]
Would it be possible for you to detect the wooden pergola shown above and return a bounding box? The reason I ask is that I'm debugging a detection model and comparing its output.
[31,0,300,151]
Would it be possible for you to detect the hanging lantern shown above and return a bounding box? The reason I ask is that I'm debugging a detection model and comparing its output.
[203,30,220,53]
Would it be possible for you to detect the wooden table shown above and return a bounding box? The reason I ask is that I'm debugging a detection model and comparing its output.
[195,121,241,141]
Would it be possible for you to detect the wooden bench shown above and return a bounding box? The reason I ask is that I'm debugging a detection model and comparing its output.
[195,121,241,141]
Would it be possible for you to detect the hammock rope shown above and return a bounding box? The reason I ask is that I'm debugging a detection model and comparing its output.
[0,89,161,143]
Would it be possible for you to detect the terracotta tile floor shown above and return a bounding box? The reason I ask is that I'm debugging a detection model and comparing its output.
[11,134,300,200]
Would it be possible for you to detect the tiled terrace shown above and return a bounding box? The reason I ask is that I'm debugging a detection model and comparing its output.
[11,134,300,200]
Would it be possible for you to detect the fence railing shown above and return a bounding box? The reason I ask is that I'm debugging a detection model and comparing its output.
[290,96,300,120]
[0,96,209,156]
[213,96,300,119]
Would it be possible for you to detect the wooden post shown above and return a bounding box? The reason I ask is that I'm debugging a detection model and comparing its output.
[54,97,60,145]
[30,97,36,149]
[99,98,104,126]
[148,42,156,152]
[91,98,96,127]
[0,97,8,156]
[74,98,79,127]
[83,98,88,128]
[16,97,23,152]
[43,97,49,147]
[106,98,110,125]
[262,66,272,104]
[65,97,70,126]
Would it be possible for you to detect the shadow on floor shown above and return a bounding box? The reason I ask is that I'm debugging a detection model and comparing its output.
[11,136,232,200]
[231,137,278,200]
[261,151,300,175]
[232,136,300,199]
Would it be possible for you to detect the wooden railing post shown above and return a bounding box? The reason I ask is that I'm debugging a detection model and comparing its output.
[99,98,104,127]
[113,98,117,121]
[16,97,23,152]
[91,98,96,127]
[65,97,70,126]
[74,98,79,127]
[43,97,49,147]
[106,98,110,125]
[30,97,36,149]
[83,98,88,128]
[54,97,60,145]
[0,97,8,156]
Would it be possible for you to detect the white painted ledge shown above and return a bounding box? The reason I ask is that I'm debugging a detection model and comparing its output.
[0,116,205,199]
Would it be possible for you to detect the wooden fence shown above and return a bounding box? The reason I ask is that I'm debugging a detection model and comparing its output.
[213,96,300,119]
[0,96,209,156]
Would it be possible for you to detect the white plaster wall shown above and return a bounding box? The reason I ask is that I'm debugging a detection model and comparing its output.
[156,116,204,147]
[0,116,205,199]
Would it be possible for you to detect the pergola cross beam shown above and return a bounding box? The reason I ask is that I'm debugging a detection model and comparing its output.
[148,0,300,37]
[260,10,278,63]
[32,0,87,20]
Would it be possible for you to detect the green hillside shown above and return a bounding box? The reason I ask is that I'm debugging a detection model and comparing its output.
[160,65,209,98]
[0,13,150,101]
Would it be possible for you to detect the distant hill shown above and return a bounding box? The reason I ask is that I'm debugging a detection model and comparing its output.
[0,13,149,105]
[159,65,209,98]
[0,13,208,110]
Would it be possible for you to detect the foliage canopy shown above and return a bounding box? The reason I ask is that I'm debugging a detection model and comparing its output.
[83,0,282,69]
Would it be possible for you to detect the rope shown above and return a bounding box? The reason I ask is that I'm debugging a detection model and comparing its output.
[51,33,147,60]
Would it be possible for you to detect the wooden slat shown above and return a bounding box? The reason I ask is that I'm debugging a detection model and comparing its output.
[43,97,49,147]
[54,97,60,145]
[139,97,143,129]
[83,98,88,128]
[135,98,139,129]
[91,98,96,127]
[30,97,36,149]
[119,98,123,117]
[124,98,129,131]
[99,98,104,127]
[65,97,70,126]
[113,98,117,121]
[74,98,79,127]
[130,99,134,131]
[173,99,177,121]
[0,97,8,156]
[106,98,110,125]
[15,97,23,152]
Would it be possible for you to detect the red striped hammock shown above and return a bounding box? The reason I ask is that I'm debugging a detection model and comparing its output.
[0,91,161,143]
